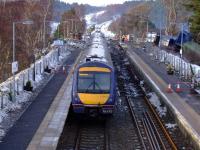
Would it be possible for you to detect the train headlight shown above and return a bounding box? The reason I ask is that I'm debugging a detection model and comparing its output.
[107,97,113,103]
[74,96,79,102]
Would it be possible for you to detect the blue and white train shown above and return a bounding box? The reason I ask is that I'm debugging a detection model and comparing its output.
[71,31,116,115]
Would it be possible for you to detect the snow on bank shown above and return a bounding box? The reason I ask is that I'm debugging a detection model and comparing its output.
[50,22,59,35]
[85,10,116,38]
[85,10,105,26]
[148,92,167,117]
[98,21,115,38]
[0,45,71,136]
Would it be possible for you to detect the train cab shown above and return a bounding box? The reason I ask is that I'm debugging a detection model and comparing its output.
[72,59,116,115]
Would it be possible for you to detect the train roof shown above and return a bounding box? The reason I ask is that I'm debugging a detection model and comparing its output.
[78,60,113,70]
[79,31,113,67]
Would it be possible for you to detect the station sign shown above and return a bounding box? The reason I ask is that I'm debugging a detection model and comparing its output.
[12,61,18,73]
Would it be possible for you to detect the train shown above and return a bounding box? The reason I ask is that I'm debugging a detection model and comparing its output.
[71,30,116,115]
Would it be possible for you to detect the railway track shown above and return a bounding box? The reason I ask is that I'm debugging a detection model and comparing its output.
[111,47,178,150]
[74,119,109,150]
[57,114,109,150]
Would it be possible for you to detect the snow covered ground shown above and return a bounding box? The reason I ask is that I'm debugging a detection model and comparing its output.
[147,92,178,130]
[85,10,105,27]
[0,45,71,137]
[85,10,116,38]
[98,21,115,38]
[50,22,59,35]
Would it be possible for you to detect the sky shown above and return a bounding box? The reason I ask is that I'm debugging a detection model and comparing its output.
[60,0,132,6]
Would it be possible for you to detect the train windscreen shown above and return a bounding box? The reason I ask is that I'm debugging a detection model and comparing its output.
[78,72,111,93]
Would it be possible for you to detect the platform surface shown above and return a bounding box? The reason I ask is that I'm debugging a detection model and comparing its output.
[0,49,81,150]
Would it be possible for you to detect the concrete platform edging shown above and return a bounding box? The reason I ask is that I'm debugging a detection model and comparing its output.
[27,51,83,150]
[127,50,200,149]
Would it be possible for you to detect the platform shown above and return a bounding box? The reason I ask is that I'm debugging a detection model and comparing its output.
[27,51,82,150]
[0,49,81,150]
[127,47,200,149]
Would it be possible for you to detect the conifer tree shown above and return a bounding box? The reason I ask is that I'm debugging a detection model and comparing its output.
[186,0,200,43]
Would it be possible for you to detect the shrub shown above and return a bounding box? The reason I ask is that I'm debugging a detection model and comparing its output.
[183,42,200,65]
[8,92,13,101]
[44,66,51,73]
[24,81,33,91]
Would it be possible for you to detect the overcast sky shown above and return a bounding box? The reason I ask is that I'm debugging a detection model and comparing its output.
[60,0,132,6]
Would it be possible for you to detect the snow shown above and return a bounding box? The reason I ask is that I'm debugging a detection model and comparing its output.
[148,92,167,117]
[85,11,106,26]
[0,128,5,138]
[97,21,115,38]
[50,22,59,35]
[0,87,9,93]
[51,40,64,46]
[88,32,107,62]
[96,11,105,16]
[165,123,177,129]
[85,11,116,38]
[0,111,7,124]
[0,44,71,137]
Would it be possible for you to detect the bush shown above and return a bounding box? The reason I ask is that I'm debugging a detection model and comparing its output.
[183,42,200,65]
[24,81,33,91]
[8,92,13,101]
[44,66,51,73]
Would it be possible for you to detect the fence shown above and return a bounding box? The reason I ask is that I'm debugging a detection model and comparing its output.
[147,46,200,82]
[0,45,70,109]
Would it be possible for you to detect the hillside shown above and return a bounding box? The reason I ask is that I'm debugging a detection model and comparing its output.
[92,1,144,24]
[53,0,103,21]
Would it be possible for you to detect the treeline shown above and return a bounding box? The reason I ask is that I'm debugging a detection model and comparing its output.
[54,7,86,39]
[186,0,200,44]
[53,0,103,21]
[93,1,143,24]
[109,2,156,38]
[0,0,53,82]
[109,0,194,39]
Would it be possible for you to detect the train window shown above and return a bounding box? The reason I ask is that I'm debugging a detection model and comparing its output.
[78,73,94,93]
[95,73,110,92]
[77,72,111,93]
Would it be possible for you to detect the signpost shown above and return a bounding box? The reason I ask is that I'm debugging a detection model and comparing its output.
[12,61,18,74]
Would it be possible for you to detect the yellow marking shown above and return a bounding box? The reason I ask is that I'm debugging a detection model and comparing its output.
[78,93,110,105]
[79,73,89,76]
[79,67,111,72]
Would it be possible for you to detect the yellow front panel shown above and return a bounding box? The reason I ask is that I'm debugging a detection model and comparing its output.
[78,93,110,105]
[79,67,111,72]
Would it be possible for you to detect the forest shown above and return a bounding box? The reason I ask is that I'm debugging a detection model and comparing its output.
[0,0,86,82]
[0,0,54,82]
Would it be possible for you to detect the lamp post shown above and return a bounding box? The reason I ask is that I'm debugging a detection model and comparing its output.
[12,20,33,102]
[159,21,162,47]
[63,21,69,40]
[43,20,55,49]
[180,24,184,58]
[169,22,184,77]
[32,51,36,82]
[169,22,184,56]
[140,19,149,42]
